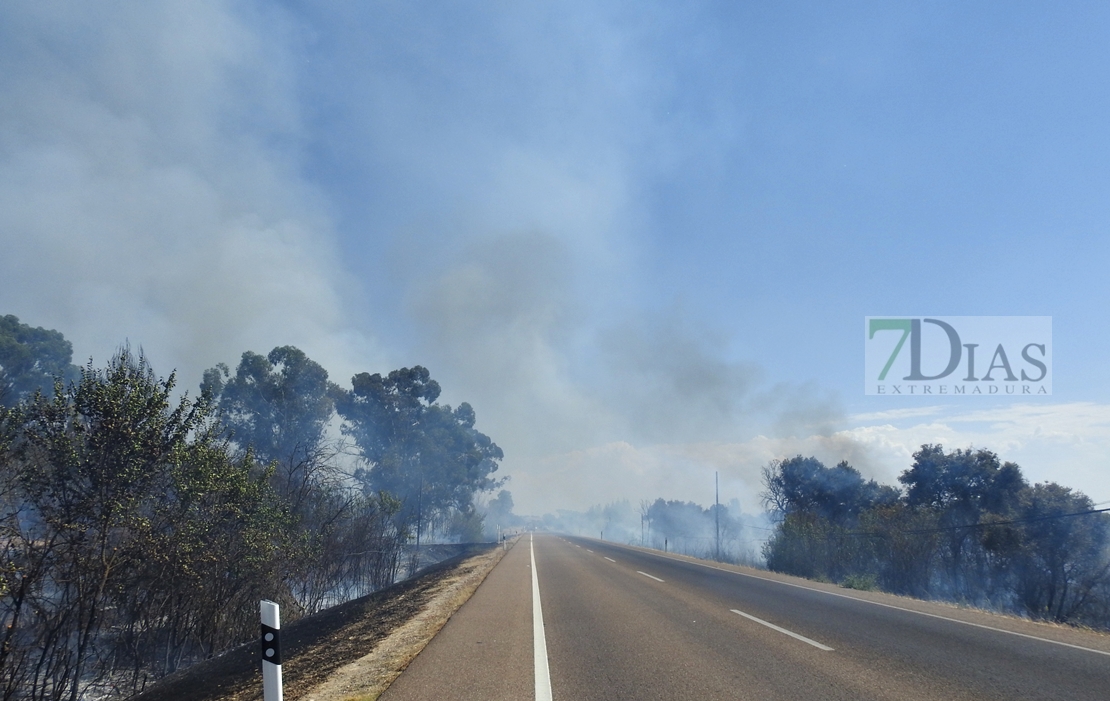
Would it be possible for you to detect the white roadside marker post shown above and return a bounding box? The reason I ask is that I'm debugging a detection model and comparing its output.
[260,600,283,701]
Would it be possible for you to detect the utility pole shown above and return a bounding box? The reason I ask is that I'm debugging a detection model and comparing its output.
[715,471,720,561]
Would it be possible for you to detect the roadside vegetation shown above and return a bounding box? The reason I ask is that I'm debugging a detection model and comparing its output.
[0,315,503,700]
[761,450,1110,628]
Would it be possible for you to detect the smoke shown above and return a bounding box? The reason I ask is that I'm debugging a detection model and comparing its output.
[0,2,862,518]
[505,430,889,516]
[403,229,852,513]
[0,1,384,385]
[595,315,763,443]
[406,231,610,457]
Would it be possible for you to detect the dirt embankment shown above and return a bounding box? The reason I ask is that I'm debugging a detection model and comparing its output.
[133,542,511,701]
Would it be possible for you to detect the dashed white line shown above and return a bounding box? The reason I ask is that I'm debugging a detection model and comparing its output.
[637,571,664,582]
[586,549,594,553]
[628,547,1110,658]
[730,609,833,651]
[604,557,616,562]
[531,534,553,701]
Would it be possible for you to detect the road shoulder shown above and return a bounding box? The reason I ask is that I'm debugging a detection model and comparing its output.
[303,542,513,701]
[378,534,535,701]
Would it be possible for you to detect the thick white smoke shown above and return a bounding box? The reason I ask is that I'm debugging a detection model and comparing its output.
[0,1,383,386]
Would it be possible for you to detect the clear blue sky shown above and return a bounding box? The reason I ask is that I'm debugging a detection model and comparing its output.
[2,1,1109,512]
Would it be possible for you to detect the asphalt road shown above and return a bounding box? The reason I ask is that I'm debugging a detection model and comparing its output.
[382,534,1110,700]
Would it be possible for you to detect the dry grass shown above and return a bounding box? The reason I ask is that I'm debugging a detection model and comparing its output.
[131,543,508,701]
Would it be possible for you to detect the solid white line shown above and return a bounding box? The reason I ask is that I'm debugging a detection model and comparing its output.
[730,609,834,651]
[531,534,553,701]
[616,545,1110,658]
[604,557,616,562]
[637,571,664,582]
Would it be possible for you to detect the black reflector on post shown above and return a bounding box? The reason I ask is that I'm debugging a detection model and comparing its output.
[261,623,281,666]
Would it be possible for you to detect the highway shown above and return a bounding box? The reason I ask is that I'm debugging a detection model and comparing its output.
[381,534,1110,700]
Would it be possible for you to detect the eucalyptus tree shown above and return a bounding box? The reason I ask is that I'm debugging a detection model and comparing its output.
[0,315,79,407]
[201,345,339,468]
[337,366,504,544]
[202,347,406,611]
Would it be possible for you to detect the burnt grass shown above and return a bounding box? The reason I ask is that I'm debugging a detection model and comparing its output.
[131,545,493,701]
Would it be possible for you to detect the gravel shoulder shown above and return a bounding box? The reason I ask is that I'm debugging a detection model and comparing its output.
[132,542,510,701]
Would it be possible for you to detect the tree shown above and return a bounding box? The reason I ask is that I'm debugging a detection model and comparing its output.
[761,456,898,583]
[483,489,518,538]
[1015,483,1110,623]
[762,456,897,526]
[900,445,1027,598]
[859,503,940,596]
[900,445,1026,516]
[202,347,405,613]
[201,346,338,466]
[0,315,79,407]
[643,498,744,560]
[337,367,504,542]
[758,445,1110,627]
[487,489,515,523]
[0,349,289,700]
[0,343,423,698]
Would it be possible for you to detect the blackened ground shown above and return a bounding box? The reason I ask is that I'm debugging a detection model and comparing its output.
[130,544,496,701]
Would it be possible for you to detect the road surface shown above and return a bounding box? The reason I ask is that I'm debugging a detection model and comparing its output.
[381,534,1110,700]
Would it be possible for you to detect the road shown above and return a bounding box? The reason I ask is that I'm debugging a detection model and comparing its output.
[381,534,1110,700]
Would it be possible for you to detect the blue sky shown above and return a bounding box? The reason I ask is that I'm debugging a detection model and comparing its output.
[2,1,1109,513]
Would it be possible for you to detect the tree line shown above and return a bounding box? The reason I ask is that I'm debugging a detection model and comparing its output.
[533,498,765,566]
[641,498,749,562]
[762,448,1110,627]
[0,315,503,700]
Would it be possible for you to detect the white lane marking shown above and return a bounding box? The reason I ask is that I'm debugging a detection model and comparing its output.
[586,549,593,553]
[531,534,553,701]
[616,546,1110,659]
[730,609,834,651]
[604,557,616,562]
[637,571,664,582]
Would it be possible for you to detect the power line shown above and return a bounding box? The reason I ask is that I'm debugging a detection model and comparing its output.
[744,523,779,532]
